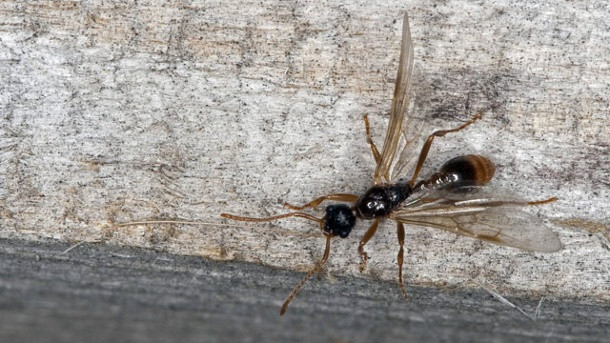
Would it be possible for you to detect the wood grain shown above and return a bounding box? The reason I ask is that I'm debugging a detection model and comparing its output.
[0,0,607,304]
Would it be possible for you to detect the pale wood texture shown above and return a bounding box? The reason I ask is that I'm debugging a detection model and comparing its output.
[0,0,608,304]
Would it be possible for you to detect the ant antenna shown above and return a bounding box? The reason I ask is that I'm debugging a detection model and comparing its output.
[220,210,332,315]
[280,234,331,316]
[220,212,322,224]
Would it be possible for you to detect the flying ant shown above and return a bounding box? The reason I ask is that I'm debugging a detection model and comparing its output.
[221,13,562,316]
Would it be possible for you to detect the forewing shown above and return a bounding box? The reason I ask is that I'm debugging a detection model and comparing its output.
[391,190,562,252]
[389,117,426,181]
[374,13,415,184]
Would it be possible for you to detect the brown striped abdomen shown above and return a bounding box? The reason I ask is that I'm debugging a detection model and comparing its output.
[422,155,495,190]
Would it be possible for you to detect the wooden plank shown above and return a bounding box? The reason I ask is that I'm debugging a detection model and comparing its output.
[0,0,607,305]
[1,238,608,342]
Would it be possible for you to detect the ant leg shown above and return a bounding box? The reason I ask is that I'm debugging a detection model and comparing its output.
[284,194,358,210]
[221,212,323,225]
[396,222,407,299]
[358,219,379,272]
[280,234,332,316]
[363,114,381,164]
[409,112,483,186]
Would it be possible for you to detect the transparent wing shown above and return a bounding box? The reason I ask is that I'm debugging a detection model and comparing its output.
[373,12,415,184]
[389,117,426,181]
[390,187,563,252]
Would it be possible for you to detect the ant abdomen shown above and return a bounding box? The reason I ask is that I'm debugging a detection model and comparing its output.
[422,155,495,190]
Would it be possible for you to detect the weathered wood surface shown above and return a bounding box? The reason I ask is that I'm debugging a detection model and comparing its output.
[1,238,608,343]
[0,0,608,310]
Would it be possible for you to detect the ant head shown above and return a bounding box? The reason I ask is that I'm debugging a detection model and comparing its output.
[323,204,356,238]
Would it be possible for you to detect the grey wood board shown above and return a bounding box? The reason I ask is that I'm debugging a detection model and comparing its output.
[1,238,609,343]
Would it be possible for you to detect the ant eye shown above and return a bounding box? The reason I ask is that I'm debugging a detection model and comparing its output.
[324,204,356,238]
